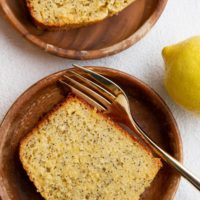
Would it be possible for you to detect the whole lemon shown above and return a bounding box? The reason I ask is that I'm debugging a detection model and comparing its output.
[162,36,200,113]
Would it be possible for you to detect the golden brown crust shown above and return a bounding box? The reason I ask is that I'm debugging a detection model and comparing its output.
[19,148,47,199]
[32,17,103,31]
[19,94,162,199]
[26,0,105,31]
[25,0,133,31]
[64,95,161,166]
[19,94,162,169]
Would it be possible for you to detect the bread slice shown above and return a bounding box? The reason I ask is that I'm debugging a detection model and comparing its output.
[19,95,162,200]
[26,0,136,29]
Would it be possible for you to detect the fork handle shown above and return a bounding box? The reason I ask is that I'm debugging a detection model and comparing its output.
[129,118,200,191]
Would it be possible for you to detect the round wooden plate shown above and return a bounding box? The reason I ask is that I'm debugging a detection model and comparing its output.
[0,0,167,60]
[0,67,182,200]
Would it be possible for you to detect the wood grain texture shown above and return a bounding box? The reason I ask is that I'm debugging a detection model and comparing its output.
[0,67,182,200]
[0,0,167,59]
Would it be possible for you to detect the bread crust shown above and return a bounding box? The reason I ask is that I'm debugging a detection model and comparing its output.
[26,0,134,31]
[19,94,162,166]
[19,94,162,199]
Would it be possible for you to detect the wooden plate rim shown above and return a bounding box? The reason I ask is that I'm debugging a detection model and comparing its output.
[0,0,168,60]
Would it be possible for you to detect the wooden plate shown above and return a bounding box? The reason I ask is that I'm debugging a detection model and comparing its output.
[0,0,167,60]
[0,67,182,200]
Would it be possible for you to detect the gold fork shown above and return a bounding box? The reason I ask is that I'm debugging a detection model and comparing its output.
[60,64,200,191]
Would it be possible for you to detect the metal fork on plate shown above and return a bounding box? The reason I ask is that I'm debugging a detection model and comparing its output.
[59,64,200,191]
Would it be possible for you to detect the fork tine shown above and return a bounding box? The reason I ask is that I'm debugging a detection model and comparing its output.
[63,74,111,107]
[68,70,116,101]
[72,64,123,96]
[59,79,106,111]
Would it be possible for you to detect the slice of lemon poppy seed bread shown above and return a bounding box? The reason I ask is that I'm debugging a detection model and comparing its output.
[26,0,136,29]
[19,95,162,200]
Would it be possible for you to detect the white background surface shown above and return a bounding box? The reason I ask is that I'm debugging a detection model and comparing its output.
[0,0,200,199]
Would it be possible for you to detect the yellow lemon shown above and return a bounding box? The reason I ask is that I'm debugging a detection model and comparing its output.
[162,36,200,113]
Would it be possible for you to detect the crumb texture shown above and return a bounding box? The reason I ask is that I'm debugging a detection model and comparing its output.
[20,96,161,200]
[26,0,136,27]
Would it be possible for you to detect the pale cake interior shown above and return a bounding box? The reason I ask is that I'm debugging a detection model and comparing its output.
[19,96,161,200]
[27,0,136,26]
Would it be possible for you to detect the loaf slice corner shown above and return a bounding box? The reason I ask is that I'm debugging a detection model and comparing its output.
[19,95,162,200]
